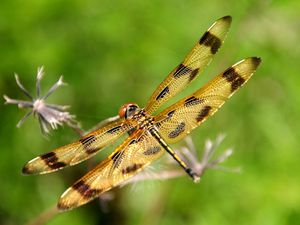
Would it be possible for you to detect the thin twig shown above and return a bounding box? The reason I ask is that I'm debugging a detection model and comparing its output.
[67,121,85,136]
[25,205,59,225]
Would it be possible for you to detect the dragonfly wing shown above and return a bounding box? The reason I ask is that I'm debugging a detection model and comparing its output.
[154,57,261,143]
[22,119,134,174]
[57,129,164,211]
[145,16,232,114]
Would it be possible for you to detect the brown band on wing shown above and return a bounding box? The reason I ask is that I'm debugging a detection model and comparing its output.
[40,152,67,170]
[79,135,100,155]
[156,86,170,101]
[173,64,199,82]
[196,106,212,122]
[199,31,222,54]
[173,63,193,78]
[79,135,97,145]
[129,139,137,145]
[107,125,122,134]
[222,67,245,92]
[85,147,101,155]
[155,110,175,128]
[72,180,102,199]
[189,68,200,81]
[184,96,203,107]
[122,163,144,174]
[167,110,176,118]
[231,77,245,92]
[222,67,239,82]
[143,146,161,155]
[111,150,125,169]
[168,122,186,139]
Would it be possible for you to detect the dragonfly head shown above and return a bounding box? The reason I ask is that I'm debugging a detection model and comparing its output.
[119,102,140,119]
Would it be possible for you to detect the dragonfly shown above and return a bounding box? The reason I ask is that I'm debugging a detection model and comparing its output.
[22,15,261,211]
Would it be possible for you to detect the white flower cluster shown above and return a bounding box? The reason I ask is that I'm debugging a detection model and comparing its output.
[3,67,77,134]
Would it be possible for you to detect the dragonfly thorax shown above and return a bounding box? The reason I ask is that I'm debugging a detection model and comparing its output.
[119,102,154,129]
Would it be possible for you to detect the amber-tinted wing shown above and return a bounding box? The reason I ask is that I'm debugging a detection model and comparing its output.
[154,57,261,143]
[145,16,232,114]
[57,129,164,211]
[22,119,134,174]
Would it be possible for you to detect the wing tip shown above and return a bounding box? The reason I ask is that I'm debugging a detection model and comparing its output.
[57,201,71,212]
[251,57,262,68]
[235,57,262,70]
[220,15,232,24]
[57,190,92,212]
[209,15,232,33]
[57,188,75,212]
[21,156,65,175]
[22,158,40,175]
[22,163,32,175]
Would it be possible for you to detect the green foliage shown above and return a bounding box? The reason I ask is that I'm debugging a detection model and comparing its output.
[0,0,299,224]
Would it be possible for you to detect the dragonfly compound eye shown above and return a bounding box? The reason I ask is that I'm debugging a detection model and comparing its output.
[118,103,139,119]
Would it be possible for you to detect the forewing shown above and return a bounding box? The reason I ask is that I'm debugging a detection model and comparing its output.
[22,119,134,174]
[145,16,232,114]
[154,57,261,143]
[57,129,164,211]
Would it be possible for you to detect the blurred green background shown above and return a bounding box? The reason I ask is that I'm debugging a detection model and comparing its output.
[1,0,300,224]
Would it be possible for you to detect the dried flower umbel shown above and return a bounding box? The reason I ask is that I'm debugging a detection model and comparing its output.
[3,67,78,134]
[123,135,240,185]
